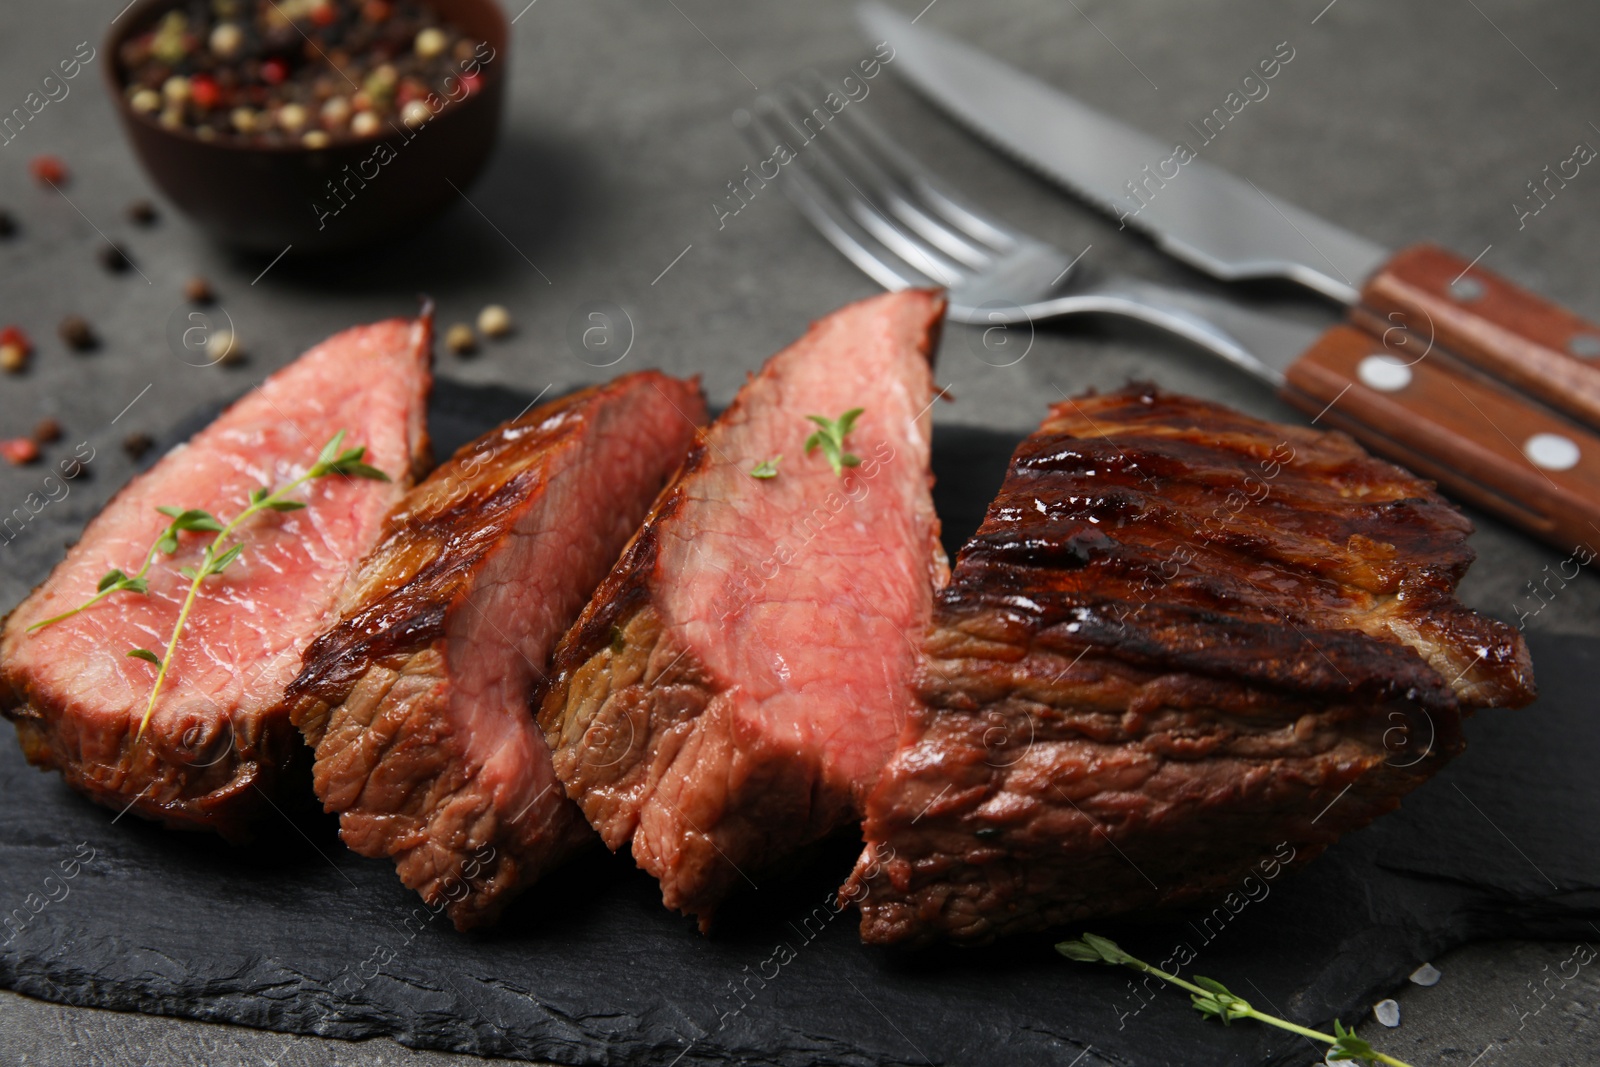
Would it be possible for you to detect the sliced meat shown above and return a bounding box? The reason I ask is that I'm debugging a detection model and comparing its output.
[289,372,706,929]
[1,314,434,839]
[846,384,1536,946]
[538,290,948,929]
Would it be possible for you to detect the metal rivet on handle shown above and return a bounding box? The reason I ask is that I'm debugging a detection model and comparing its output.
[1357,355,1413,392]
[1524,432,1580,471]
[1568,333,1600,358]
[1449,277,1486,302]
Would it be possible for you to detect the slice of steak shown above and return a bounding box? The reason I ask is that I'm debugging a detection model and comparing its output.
[289,372,707,929]
[1,315,434,840]
[539,290,948,929]
[846,384,1536,946]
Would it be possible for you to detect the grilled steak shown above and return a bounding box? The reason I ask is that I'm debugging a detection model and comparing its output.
[1,315,433,839]
[539,290,948,928]
[846,384,1536,946]
[289,372,706,929]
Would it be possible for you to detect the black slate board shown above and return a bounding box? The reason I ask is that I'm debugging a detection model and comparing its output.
[0,381,1596,1067]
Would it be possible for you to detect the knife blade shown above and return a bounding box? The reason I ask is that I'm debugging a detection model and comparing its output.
[859,1,1600,432]
[859,1,1384,303]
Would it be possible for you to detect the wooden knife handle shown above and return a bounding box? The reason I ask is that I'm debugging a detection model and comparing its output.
[1359,243,1600,430]
[1280,324,1600,555]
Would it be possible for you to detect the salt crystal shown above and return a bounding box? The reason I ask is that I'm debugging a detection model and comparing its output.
[1409,962,1441,987]
[1373,998,1401,1027]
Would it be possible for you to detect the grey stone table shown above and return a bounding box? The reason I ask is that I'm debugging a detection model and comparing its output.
[1,0,1597,1063]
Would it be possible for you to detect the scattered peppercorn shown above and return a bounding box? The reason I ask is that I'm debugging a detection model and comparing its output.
[477,304,512,339]
[33,418,62,444]
[28,155,68,187]
[99,244,133,273]
[122,432,155,460]
[58,315,96,351]
[0,438,40,466]
[0,326,32,374]
[208,328,243,365]
[0,210,15,237]
[444,322,476,356]
[128,199,159,225]
[184,276,215,303]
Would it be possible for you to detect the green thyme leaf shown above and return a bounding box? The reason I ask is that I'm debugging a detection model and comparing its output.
[1054,939,1104,963]
[157,508,224,533]
[1081,933,1127,964]
[1328,1020,1381,1062]
[98,569,128,593]
[333,461,391,482]
[127,648,161,665]
[316,430,348,467]
[210,544,246,574]
[750,456,782,479]
[265,499,308,511]
[803,408,864,477]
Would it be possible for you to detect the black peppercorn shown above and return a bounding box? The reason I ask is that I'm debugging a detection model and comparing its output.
[123,432,155,460]
[184,276,215,304]
[58,315,96,351]
[99,244,133,273]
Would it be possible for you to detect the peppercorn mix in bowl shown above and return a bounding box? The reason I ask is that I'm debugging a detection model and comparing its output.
[106,0,508,253]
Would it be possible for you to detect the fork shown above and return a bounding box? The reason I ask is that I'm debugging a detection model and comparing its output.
[733,74,1324,387]
[734,76,1600,556]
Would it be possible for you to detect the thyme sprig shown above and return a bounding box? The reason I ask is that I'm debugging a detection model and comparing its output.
[29,431,388,740]
[1057,934,1414,1067]
[803,408,863,477]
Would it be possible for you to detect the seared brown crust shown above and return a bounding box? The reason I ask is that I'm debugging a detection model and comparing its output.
[5,693,299,839]
[847,384,1535,946]
[538,290,948,927]
[290,390,624,712]
[290,372,706,928]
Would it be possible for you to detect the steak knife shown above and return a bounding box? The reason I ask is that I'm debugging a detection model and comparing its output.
[859,2,1600,435]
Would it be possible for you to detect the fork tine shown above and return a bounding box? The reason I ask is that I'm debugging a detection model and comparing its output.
[764,88,968,289]
[794,71,996,271]
[830,101,1022,254]
[736,101,942,293]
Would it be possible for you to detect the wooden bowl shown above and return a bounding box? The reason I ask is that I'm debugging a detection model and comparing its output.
[104,0,508,254]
